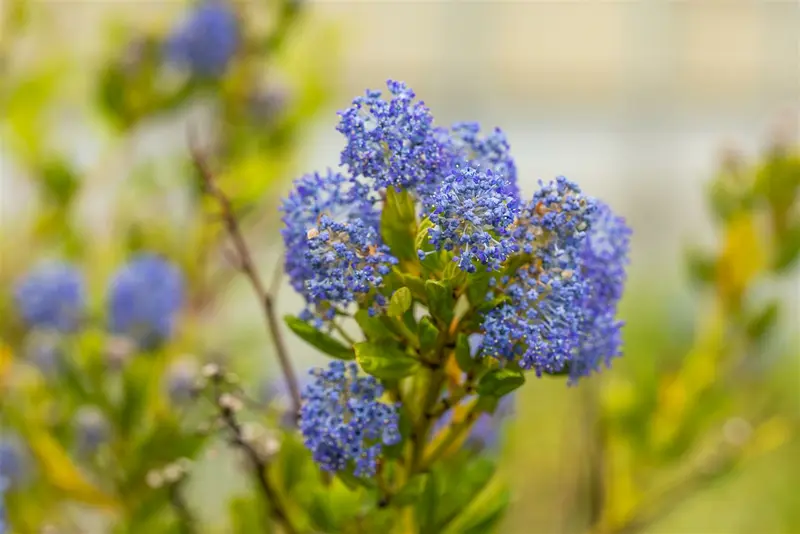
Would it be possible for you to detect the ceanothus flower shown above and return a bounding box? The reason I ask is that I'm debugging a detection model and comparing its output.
[13,262,84,332]
[479,177,598,374]
[478,178,631,379]
[280,171,378,293]
[281,170,393,321]
[299,361,401,477]
[421,164,520,272]
[164,0,240,78]
[449,122,519,200]
[107,254,184,349]
[336,80,451,193]
[569,201,631,381]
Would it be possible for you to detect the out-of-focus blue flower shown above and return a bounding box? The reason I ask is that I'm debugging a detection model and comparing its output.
[23,331,63,380]
[466,394,515,451]
[13,262,84,332]
[107,254,184,349]
[164,0,240,78]
[422,164,519,273]
[569,201,631,382]
[259,374,313,428]
[299,361,401,477]
[73,406,110,456]
[164,357,200,406]
[0,476,7,534]
[0,436,27,488]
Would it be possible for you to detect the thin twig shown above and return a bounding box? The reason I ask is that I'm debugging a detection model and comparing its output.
[188,131,302,416]
[217,397,298,534]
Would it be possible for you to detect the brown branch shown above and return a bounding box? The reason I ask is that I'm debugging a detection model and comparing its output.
[188,130,302,417]
[218,401,298,534]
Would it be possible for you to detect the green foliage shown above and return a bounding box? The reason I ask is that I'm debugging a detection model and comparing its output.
[354,341,420,380]
[284,316,354,360]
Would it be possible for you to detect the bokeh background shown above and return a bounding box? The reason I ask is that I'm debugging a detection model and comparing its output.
[1,0,798,533]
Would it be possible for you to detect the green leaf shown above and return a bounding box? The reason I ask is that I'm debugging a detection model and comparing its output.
[395,270,427,299]
[746,301,780,341]
[307,494,337,532]
[336,468,376,491]
[284,316,354,360]
[436,458,497,529]
[418,316,440,355]
[354,342,420,380]
[389,287,413,316]
[393,473,429,506]
[425,280,455,324]
[355,309,396,342]
[477,369,525,397]
[466,271,495,307]
[417,470,439,534]
[454,334,477,372]
[40,158,80,208]
[381,187,418,262]
[415,218,435,252]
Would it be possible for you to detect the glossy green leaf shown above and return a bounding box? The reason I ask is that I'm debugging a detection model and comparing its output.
[284,315,354,360]
[355,309,396,342]
[381,187,418,262]
[389,287,413,316]
[354,342,420,380]
[425,280,455,324]
[476,369,525,397]
[418,316,440,355]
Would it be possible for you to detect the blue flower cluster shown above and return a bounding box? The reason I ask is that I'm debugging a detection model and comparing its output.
[164,0,240,78]
[298,362,401,477]
[280,170,386,322]
[479,178,630,380]
[570,202,631,379]
[14,255,185,352]
[13,262,84,332]
[108,254,185,349]
[282,81,521,317]
[284,80,630,476]
[422,164,519,272]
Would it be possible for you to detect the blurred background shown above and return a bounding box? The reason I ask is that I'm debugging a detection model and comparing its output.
[1,0,798,533]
